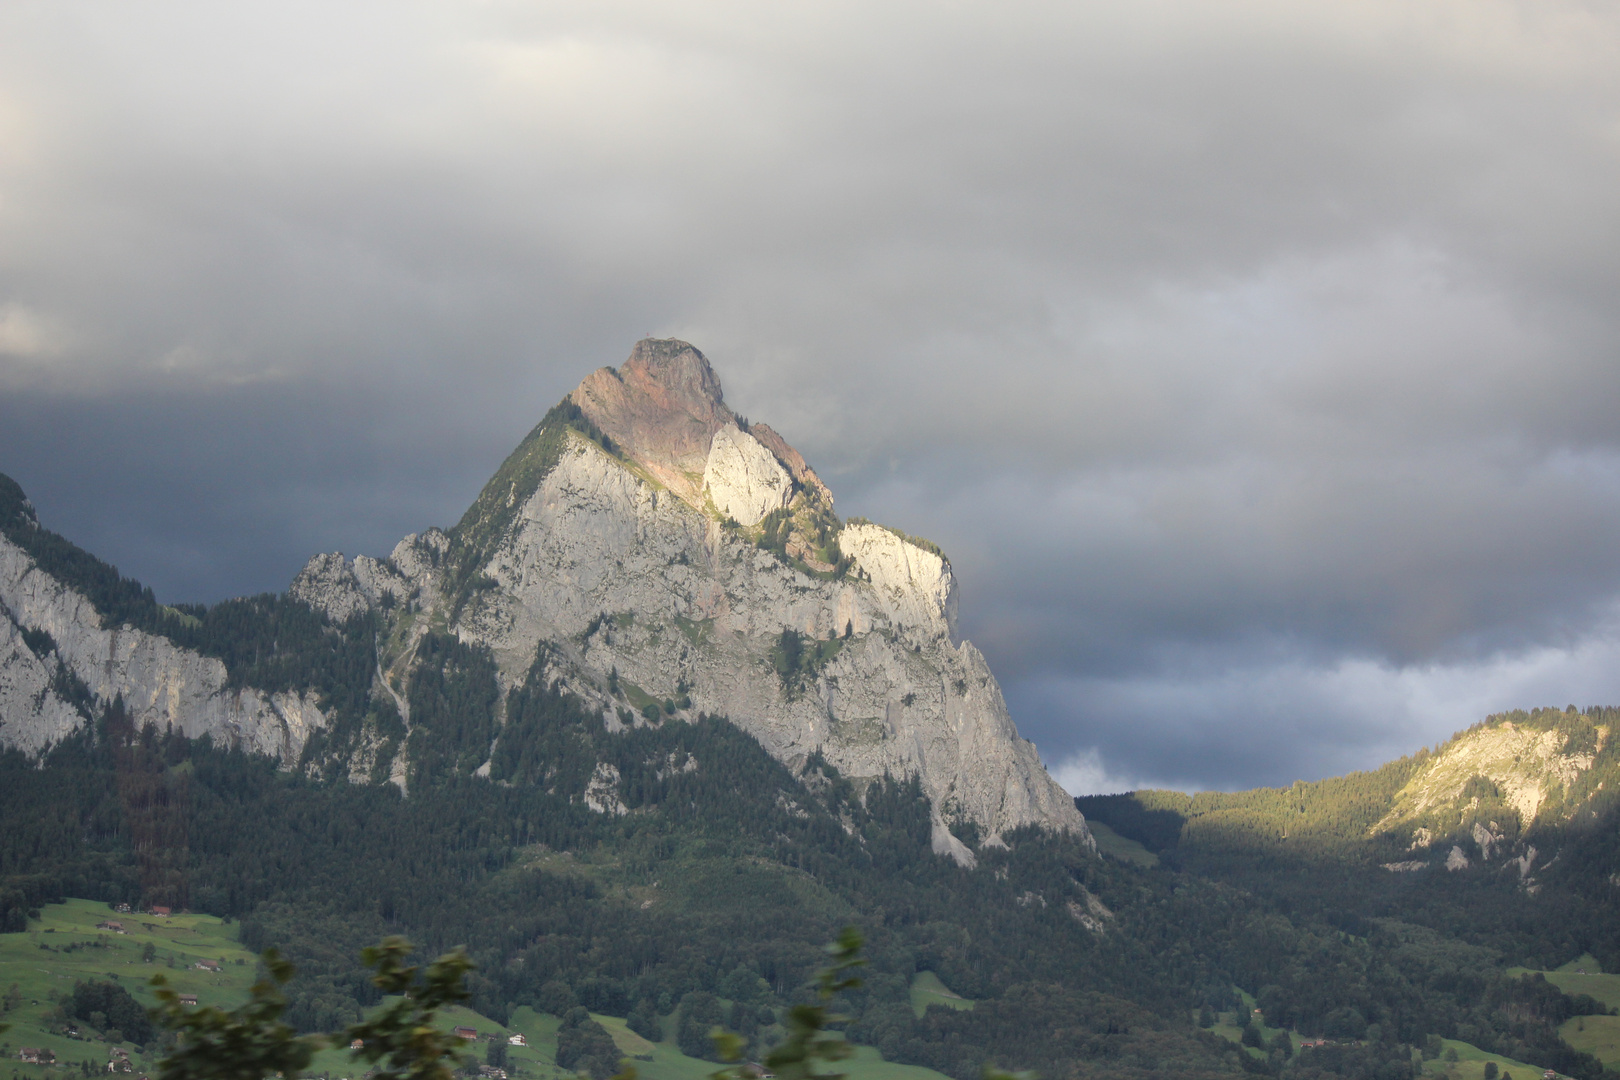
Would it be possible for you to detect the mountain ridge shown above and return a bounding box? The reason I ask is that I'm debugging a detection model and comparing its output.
[0,339,1086,852]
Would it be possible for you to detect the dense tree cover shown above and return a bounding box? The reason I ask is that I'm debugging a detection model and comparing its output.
[67,979,155,1045]
[767,628,844,698]
[3,646,1616,1080]
[0,659,1289,1079]
[555,1007,620,1079]
[753,501,852,579]
[677,992,727,1059]
[11,674,1620,1078]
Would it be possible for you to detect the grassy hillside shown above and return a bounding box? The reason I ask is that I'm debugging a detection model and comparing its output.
[1085,821,1159,868]
[0,899,256,1079]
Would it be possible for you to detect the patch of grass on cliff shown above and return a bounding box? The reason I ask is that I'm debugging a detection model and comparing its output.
[754,500,853,581]
[1086,821,1160,868]
[672,615,713,647]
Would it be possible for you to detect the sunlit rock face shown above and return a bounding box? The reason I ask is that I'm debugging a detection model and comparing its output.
[702,425,794,527]
[569,338,733,504]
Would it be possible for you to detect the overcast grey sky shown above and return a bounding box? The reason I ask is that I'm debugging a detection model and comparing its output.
[3,0,1619,793]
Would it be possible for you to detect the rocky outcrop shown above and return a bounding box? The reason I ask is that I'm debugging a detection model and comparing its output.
[0,534,327,761]
[839,523,958,642]
[750,422,833,506]
[0,613,84,756]
[290,548,414,621]
[702,425,794,527]
[432,430,1082,841]
[1373,716,1610,833]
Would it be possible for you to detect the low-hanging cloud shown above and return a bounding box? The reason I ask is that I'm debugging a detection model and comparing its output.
[2,0,1619,791]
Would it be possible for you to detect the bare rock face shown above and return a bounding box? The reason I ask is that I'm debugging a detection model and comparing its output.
[0,534,327,761]
[1373,715,1611,833]
[839,523,959,642]
[570,338,733,503]
[436,433,1082,842]
[749,422,834,506]
[702,425,794,526]
[0,613,83,756]
[290,549,413,621]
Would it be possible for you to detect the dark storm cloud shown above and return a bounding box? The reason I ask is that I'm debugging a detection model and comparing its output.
[3,0,1620,791]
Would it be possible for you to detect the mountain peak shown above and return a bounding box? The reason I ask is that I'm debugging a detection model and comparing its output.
[623,337,726,406]
[570,339,734,501]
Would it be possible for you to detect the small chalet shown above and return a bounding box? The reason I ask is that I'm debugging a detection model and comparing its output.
[150,906,172,917]
[20,1048,56,1064]
[478,1068,507,1080]
[110,1048,129,1060]
[350,1039,365,1050]
[109,1058,134,1073]
[506,1034,526,1047]
[178,994,198,1006]
[453,1027,478,1041]
[97,920,126,933]
[196,959,220,972]
[114,903,132,914]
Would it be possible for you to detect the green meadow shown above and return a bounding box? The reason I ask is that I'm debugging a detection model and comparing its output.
[0,899,257,1080]
[1084,821,1160,869]
[1496,956,1620,1070]
[906,972,971,1020]
[1420,1039,1543,1080]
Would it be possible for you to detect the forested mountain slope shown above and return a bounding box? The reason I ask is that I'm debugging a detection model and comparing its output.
[1080,707,1620,1077]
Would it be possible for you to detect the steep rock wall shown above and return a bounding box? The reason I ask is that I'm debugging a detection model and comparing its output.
[0,535,326,760]
[0,613,84,756]
[703,425,794,527]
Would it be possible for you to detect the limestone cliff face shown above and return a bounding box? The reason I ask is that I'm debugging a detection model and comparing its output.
[0,534,327,761]
[702,425,794,527]
[0,609,83,756]
[295,339,1087,849]
[458,436,1080,844]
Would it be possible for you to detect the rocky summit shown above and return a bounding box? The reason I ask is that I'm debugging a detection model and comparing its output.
[0,339,1085,860]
